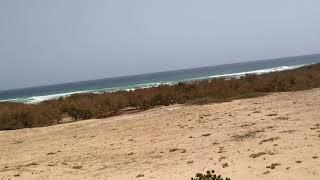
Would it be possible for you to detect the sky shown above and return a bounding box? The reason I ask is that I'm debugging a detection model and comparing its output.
[0,0,320,90]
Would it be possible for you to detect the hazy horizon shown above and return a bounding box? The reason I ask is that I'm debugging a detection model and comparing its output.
[1,1,320,90]
[0,53,319,92]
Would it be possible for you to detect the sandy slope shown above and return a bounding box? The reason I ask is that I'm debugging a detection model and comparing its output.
[0,89,320,180]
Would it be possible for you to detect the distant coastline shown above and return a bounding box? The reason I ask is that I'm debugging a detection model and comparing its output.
[1,54,320,104]
[1,62,320,130]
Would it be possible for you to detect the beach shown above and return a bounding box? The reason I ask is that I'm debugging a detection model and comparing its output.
[1,88,319,180]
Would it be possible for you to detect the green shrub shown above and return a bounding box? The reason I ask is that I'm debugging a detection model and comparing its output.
[191,170,231,180]
[1,63,320,130]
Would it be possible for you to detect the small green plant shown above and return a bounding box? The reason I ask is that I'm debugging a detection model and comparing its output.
[191,170,231,180]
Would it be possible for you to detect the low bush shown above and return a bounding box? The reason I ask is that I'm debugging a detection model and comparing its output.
[191,169,231,180]
[1,64,320,130]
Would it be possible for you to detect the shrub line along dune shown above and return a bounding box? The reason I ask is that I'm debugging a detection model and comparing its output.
[1,64,320,130]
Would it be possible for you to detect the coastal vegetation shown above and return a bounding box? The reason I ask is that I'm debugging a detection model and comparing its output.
[191,169,231,180]
[1,63,320,130]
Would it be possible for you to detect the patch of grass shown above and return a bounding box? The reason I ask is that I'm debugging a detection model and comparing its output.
[222,163,229,168]
[169,148,180,152]
[136,174,144,178]
[259,137,280,145]
[266,163,281,169]
[231,129,264,141]
[219,156,227,161]
[201,133,212,137]
[249,152,267,158]
[72,165,83,169]
[168,148,187,153]
[266,113,278,117]
[181,149,187,153]
[279,130,296,134]
[276,116,289,120]
[263,170,270,175]
[238,123,256,128]
[25,162,38,167]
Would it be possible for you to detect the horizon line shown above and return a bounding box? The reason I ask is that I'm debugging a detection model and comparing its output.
[1,53,320,92]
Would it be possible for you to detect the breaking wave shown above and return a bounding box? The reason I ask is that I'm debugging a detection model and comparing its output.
[0,64,311,104]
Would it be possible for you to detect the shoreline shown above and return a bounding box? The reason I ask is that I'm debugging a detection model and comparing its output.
[0,63,313,104]
[1,63,320,131]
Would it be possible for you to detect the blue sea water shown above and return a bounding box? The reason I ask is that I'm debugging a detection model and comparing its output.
[1,54,320,104]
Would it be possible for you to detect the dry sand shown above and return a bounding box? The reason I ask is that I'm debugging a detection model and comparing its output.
[0,88,320,180]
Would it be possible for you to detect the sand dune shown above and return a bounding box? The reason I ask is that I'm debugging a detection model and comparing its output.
[1,88,320,180]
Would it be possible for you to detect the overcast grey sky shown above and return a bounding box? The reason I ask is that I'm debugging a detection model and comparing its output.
[0,0,320,90]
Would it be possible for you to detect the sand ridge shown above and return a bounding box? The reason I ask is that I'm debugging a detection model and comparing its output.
[0,89,320,179]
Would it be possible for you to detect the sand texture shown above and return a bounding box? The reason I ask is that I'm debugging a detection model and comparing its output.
[1,89,320,180]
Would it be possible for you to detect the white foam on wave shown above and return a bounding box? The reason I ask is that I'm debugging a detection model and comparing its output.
[0,90,96,104]
[1,63,310,104]
[0,97,27,103]
[1,82,171,104]
[187,64,308,82]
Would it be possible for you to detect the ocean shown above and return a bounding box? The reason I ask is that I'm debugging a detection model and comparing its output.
[1,54,320,104]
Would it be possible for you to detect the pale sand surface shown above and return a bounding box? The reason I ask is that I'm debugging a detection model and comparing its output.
[0,89,320,180]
